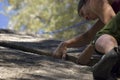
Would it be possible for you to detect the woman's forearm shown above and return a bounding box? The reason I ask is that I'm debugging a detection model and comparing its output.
[64,32,90,48]
[64,20,104,48]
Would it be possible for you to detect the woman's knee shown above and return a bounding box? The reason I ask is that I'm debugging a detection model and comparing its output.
[95,34,118,53]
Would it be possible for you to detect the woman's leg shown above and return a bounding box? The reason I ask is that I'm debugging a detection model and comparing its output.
[95,34,118,54]
[93,34,119,80]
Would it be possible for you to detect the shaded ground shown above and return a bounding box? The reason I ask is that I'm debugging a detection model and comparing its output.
[0,29,118,80]
[0,46,92,80]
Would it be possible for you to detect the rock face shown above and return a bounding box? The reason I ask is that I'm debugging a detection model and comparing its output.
[0,47,92,80]
[0,29,118,80]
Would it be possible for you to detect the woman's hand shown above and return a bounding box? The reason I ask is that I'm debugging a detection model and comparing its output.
[53,42,67,59]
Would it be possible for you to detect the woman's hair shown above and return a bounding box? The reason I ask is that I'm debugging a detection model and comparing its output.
[78,0,87,16]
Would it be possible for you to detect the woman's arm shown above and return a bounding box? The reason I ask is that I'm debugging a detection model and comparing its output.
[53,20,104,59]
[77,44,95,65]
[64,19,105,48]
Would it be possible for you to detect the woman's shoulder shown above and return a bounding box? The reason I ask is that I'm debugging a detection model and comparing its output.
[89,0,108,11]
[90,0,108,6]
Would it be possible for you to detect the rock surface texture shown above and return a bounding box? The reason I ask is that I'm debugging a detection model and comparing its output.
[0,29,119,80]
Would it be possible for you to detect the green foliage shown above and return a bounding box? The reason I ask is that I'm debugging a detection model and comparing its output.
[7,0,90,40]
